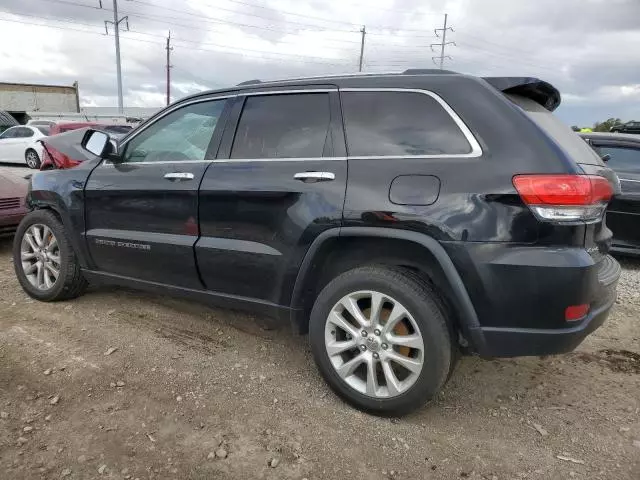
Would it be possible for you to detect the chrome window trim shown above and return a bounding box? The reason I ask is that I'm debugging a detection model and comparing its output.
[101,87,482,166]
[340,87,483,159]
[620,178,640,183]
[100,157,347,166]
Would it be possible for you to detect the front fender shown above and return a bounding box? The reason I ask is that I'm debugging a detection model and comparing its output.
[28,160,100,269]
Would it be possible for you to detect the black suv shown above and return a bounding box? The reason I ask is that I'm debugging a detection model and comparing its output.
[610,121,640,134]
[13,71,621,416]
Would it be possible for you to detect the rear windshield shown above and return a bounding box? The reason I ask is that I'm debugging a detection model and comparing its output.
[35,126,50,135]
[507,94,604,166]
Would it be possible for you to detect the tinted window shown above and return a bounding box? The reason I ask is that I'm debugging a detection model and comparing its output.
[341,91,472,157]
[509,94,604,166]
[231,93,331,159]
[596,146,640,172]
[123,100,226,163]
[13,127,34,138]
[36,126,50,135]
[0,127,17,139]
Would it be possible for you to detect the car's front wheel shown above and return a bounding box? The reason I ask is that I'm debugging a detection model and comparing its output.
[309,265,452,416]
[25,149,40,169]
[13,210,87,301]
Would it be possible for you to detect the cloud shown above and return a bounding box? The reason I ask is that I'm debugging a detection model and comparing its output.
[0,0,639,124]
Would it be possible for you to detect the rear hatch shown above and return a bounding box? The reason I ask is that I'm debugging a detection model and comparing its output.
[485,77,619,259]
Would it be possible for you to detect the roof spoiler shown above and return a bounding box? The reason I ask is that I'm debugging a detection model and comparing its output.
[483,77,561,112]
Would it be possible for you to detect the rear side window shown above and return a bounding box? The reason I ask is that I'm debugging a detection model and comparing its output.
[341,91,472,157]
[35,126,50,135]
[14,127,34,138]
[231,93,331,159]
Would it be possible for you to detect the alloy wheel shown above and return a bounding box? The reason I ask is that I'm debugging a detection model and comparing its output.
[26,151,38,168]
[20,224,61,290]
[324,290,425,398]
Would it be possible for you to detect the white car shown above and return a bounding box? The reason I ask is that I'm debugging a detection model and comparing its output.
[0,125,48,169]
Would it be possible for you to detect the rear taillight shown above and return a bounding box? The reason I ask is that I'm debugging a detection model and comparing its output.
[513,174,613,223]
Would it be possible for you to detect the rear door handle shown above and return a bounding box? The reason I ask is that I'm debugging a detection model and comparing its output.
[164,172,194,181]
[293,171,335,183]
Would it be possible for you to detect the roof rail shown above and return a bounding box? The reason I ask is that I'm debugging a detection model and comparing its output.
[237,79,262,86]
[402,68,458,74]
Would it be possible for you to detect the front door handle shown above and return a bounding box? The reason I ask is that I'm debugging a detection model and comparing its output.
[293,171,335,183]
[164,172,194,181]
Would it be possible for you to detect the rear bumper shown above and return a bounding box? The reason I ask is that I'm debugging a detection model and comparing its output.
[444,242,620,357]
[474,292,615,357]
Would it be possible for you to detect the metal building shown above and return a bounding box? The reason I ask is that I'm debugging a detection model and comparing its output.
[0,81,80,123]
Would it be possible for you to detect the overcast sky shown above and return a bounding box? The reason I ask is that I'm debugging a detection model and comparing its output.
[1,0,639,125]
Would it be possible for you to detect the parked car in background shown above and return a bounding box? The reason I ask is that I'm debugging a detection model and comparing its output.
[48,121,98,135]
[581,132,640,255]
[610,121,640,134]
[100,124,133,139]
[14,71,620,415]
[0,173,28,237]
[0,125,47,168]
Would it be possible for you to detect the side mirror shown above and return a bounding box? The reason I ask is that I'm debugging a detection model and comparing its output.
[82,130,112,157]
[601,153,611,163]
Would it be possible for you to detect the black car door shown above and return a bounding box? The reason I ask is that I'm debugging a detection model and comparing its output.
[593,140,640,251]
[84,95,232,288]
[196,88,347,307]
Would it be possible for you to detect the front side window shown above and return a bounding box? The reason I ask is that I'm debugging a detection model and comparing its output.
[596,145,640,173]
[231,93,331,159]
[341,91,472,157]
[0,127,16,139]
[122,100,226,163]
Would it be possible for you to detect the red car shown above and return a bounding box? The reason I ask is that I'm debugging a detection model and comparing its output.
[48,122,99,135]
[40,125,132,170]
[0,173,28,237]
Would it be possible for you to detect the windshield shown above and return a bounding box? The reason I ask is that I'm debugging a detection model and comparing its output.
[508,94,605,166]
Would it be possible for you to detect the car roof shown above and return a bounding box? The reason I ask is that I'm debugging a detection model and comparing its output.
[176,70,561,111]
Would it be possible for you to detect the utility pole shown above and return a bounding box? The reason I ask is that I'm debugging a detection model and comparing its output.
[103,0,129,114]
[430,13,455,69]
[166,31,173,106]
[358,26,366,72]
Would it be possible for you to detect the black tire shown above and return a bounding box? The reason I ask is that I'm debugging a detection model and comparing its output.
[25,149,41,169]
[13,209,87,301]
[309,265,452,416]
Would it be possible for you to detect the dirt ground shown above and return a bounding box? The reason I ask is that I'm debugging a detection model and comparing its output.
[0,236,639,480]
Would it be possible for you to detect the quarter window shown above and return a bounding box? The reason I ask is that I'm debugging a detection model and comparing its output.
[122,100,226,163]
[341,91,472,157]
[231,93,331,159]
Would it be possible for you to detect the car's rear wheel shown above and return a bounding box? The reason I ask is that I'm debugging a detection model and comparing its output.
[13,210,87,301]
[25,149,40,169]
[309,265,452,416]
